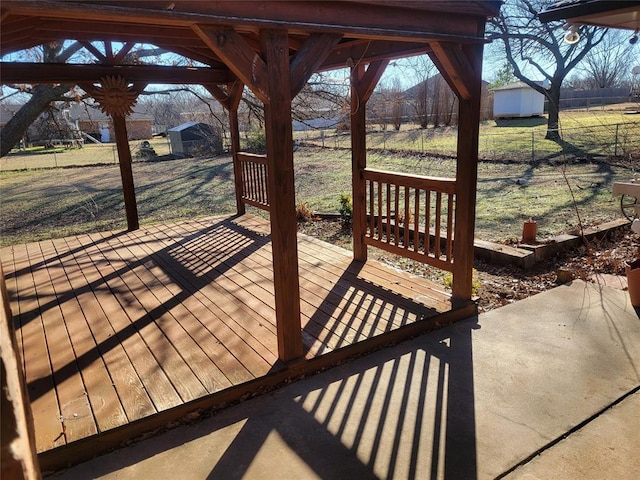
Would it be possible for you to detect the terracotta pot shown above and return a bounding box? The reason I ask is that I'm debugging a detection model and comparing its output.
[626,259,640,307]
[522,219,537,244]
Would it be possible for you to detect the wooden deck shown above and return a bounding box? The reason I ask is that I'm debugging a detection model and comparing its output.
[1,214,474,469]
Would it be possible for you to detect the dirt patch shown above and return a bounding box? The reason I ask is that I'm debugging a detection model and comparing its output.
[297,218,638,313]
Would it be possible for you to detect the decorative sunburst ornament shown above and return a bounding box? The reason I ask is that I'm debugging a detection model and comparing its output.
[92,76,138,117]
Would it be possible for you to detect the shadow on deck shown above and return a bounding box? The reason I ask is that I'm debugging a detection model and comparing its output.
[1,214,475,471]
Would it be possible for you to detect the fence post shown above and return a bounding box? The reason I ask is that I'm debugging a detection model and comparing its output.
[614,123,619,157]
[531,131,535,163]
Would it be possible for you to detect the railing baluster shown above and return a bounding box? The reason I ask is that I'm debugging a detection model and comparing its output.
[362,168,455,271]
[446,193,454,261]
[414,188,420,253]
[369,180,376,238]
[435,191,442,259]
[385,182,391,242]
[403,185,410,248]
[237,152,270,211]
[394,184,400,246]
[378,181,383,241]
[425,189,431,256]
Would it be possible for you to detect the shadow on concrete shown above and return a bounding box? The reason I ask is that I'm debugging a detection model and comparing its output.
[55,320,480,480]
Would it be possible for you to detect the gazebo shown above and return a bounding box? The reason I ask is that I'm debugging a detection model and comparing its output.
[0,0,501,474]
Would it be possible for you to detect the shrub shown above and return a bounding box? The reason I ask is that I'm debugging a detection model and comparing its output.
[443,269,481,296]
[296,202,314,222]
[339,194,353,225]
[245,125,266,153]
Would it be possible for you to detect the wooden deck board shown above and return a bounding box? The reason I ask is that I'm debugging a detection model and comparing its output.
[0,214,462,462]
[126,226,274,379]
[20,242,65,452]
[69,233,183,412]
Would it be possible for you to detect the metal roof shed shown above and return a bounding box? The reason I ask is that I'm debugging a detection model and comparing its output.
[168,121,221,155]
[492,82,545,118]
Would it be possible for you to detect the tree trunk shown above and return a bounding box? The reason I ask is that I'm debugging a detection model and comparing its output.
[0,84,72,157]
[545,85,561,141]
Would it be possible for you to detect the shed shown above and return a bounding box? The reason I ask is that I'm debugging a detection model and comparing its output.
[492,82,545,118]
[168,121,222,155]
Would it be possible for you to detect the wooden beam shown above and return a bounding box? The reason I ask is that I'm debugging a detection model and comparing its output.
[112,115,139,231]
[349,60,387,261]
[80,41,107,63]
[193,24,269,103]
[205,81,246,215]
[261,28,303,362]
[353,59,389,103]
[452,40,484,303]
[289,32,342,98]
[2,1,490,40]
[429,41,475,101]
[0,62,235,85]
[204,81,243,111]
[32,20,206,46]
[321,40,428,72]
[113,42,134,64]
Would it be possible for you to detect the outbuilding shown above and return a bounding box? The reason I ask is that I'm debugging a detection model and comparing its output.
[492,82,545,118]
[168,121,222,155]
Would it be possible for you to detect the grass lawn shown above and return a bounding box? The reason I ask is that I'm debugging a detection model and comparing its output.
[1,107,636,246]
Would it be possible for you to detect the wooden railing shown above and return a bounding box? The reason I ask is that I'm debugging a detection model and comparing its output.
[238,152,270,211]
[364,168,456,271]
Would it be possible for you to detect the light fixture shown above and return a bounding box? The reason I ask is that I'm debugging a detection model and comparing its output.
[564,24,580,44]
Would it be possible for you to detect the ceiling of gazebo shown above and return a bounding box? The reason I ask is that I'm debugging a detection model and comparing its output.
[538,0,640,30]
[1,0,501,89]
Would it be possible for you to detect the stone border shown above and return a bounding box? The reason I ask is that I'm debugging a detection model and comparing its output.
[474,218,630,270]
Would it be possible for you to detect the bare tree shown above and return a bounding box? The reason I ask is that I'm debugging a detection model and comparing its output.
[406,56,436,128]
[487,0,607,140]
[576,30,638,88]
[389,78,404,130]
[1,41,166,157]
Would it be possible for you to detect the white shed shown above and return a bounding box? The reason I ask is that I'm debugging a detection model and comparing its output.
[492,82,545,118]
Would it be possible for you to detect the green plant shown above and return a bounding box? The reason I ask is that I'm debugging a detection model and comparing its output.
[443,269,481,296]
[339,194,353,224]
[245,125,267,154]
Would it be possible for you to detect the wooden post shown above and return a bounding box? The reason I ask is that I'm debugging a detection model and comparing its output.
[350,60,388,262]
[1,265,42,480]
[229,105,244,215]
[206,82,245,215]
[261,29,303,362]
[452,41,483,304]
[351,64,368,261]
[112,115,139,231]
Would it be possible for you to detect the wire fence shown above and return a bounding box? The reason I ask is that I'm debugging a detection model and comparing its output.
[0,138,172,171]
[2,121,638,171]
[296,121,640,163]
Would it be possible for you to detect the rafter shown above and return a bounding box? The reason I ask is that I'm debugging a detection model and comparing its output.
[352,59,389,103]
[0,62,235,85]
[113,42,135,64]
[204,80,243,111]
[193,24,269,103]
[80,41,107,62]
[289,33,342,98]
[429,41,475,101]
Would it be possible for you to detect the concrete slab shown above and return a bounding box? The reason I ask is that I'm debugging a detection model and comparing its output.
[503,392,640,480]
[49,281,640,480]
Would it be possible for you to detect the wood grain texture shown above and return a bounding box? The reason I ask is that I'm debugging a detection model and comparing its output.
[0,215,458,461]
[262,29,304,361]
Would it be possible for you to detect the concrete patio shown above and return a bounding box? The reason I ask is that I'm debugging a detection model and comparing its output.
[50,280,640,479]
